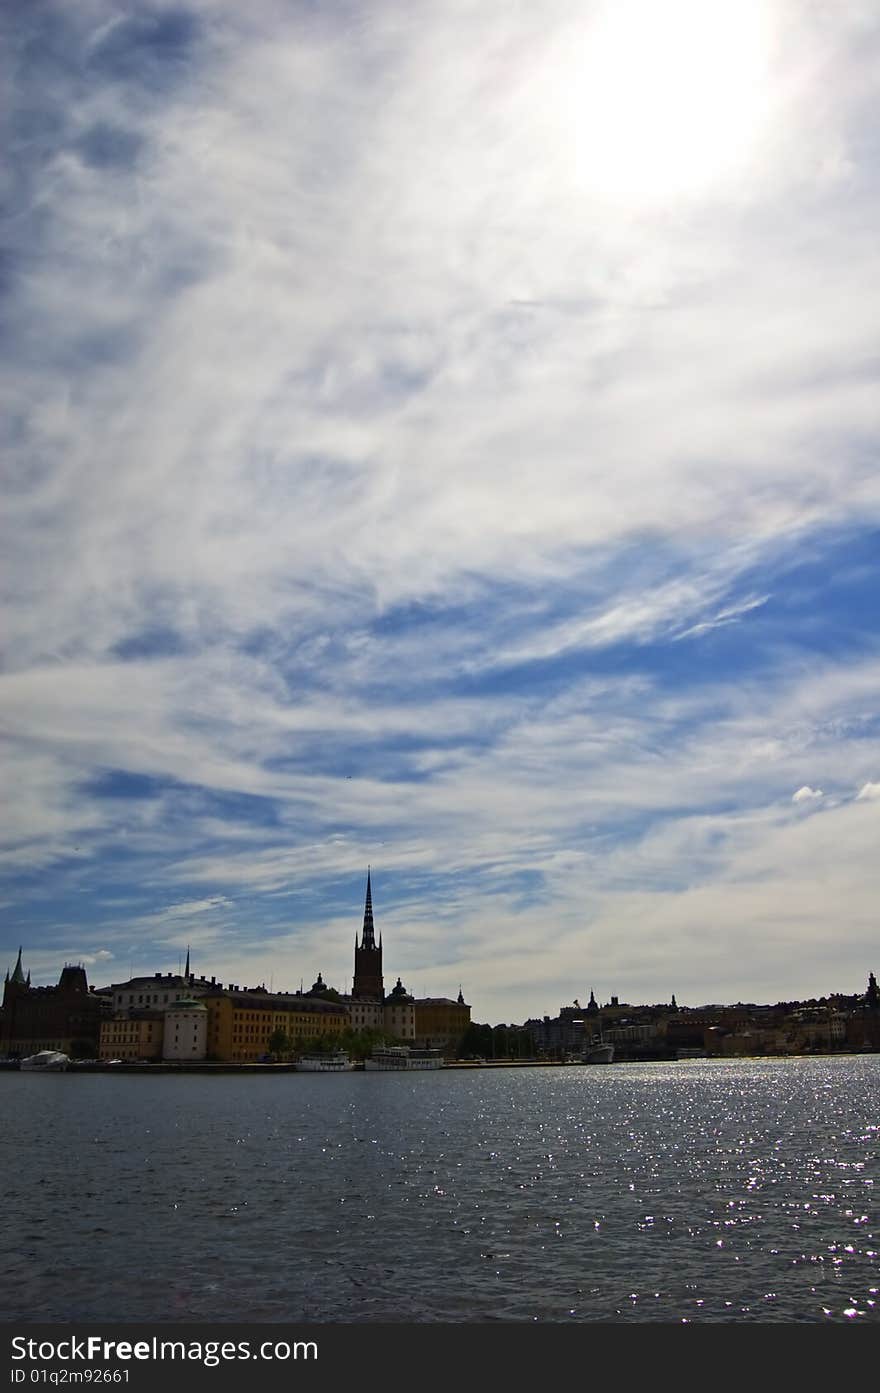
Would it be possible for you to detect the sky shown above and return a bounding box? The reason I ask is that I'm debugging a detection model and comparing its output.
[2,0,879,1024]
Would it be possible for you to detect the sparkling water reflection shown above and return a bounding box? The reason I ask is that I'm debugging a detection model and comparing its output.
[3,1056,878,1322]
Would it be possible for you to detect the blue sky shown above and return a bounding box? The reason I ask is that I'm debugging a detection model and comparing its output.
[3,0,880,1022]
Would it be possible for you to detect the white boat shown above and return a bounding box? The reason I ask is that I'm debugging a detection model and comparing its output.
[19,1050,70,1072]
[584,1041,614,1064]
[364,1046,443,1071]
[295,1051,355,1072]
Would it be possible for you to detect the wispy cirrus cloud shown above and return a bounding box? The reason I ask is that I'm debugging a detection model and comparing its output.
[2,1,880,1016]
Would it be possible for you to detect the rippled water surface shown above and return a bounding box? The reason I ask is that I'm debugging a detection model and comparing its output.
[3,1057,878,1322]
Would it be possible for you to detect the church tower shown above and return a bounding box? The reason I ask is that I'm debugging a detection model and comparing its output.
[352,868,384,1000]
[2,946,29,1010]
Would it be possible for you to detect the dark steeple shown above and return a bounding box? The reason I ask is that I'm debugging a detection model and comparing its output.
[353,868,384,1000]
[10,947,26,986]
[361,867,376,950]
[184,946,191,980]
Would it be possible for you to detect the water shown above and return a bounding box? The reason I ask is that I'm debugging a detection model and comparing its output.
[2,1057,878,1323]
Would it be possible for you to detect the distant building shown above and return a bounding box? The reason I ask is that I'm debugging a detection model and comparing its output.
[413,990,470,1054]
[322,870,470,1051]
[0,950,109,1058]
[163,998,208,1060]
[101,952,215,1061]
[845,971,880,1051]
[346,867,386,1032]
[4,874,478,1066]
[99,1010,164,1061]
[385,976,416,1040]
[107,952,215,1015]
[203,988,348,1061]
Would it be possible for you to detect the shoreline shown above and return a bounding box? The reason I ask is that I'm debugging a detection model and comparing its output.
[1,1049,875,1074]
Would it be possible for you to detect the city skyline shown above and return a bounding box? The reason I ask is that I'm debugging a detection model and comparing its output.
[4,865,876,1025]
[3,1,880,1024]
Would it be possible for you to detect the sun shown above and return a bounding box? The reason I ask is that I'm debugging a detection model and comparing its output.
[559,0,773,202]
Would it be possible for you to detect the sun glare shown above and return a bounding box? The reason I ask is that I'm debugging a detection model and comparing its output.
[560,0,772,201]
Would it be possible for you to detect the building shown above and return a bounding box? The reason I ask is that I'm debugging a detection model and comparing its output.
[98,980,350,1063]
[414,992,470,1055]
[0,950,109,1058]
[163,998,208,1060]
[4,872,477,1065]
[100,951,215,1062]
[845,971,880,1051]
[385,976,416,1041]
[202,988,349,1061]
[315,871,469,1051]
[348,867,386,1031]
[99,1011,164,1061]
[107,951,215,1015]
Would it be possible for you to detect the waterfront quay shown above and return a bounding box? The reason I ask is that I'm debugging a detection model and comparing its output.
[4,1049,873,1074]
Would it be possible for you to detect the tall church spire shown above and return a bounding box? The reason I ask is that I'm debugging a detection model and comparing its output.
[10,947,26,986]
[360,867,376,950]
[353,867,383,1000]
[184,945,191,980]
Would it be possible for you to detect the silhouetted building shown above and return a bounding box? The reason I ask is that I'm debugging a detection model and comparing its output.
[304,972,340,1001]
[338,870,467,1048]
[0,950,109,1057]
[352,867,383,1000]
[845,971,880,1051]
[414,988,471,1054]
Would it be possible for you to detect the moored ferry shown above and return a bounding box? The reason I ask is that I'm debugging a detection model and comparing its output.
[19,1050,70,1072]
[295,1051,355,1072]
[364,1046,444,1071]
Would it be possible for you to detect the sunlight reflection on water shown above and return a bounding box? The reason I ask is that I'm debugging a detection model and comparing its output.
[3,1056,878,1322]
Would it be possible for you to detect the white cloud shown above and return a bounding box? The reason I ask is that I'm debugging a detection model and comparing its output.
[3,2,880,1014]
[4,1,880,671]
[676,594,771,642]
[856,781,880,801]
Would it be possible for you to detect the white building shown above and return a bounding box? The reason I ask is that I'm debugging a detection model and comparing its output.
[162,999,208,1060]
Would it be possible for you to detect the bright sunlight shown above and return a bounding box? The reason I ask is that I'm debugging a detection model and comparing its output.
[560,0,773,201]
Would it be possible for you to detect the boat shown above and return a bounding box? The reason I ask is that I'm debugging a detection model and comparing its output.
[364,1046,444,1071]
[584,1041,614,1064]
[19,1050,70,1071]
[295,1051,355,1072]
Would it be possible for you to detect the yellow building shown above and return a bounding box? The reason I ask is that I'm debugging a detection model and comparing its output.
[99,1011,164,1060]
[414,993,470,1056]
[203,989,349,1062]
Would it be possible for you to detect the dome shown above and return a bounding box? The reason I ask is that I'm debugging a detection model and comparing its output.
[386,977,413,1003]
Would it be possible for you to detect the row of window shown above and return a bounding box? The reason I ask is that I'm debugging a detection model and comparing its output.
[119,994,179,1007]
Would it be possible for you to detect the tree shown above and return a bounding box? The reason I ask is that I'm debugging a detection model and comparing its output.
[457,1022,494,1059]
[268,1029,290,1059]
